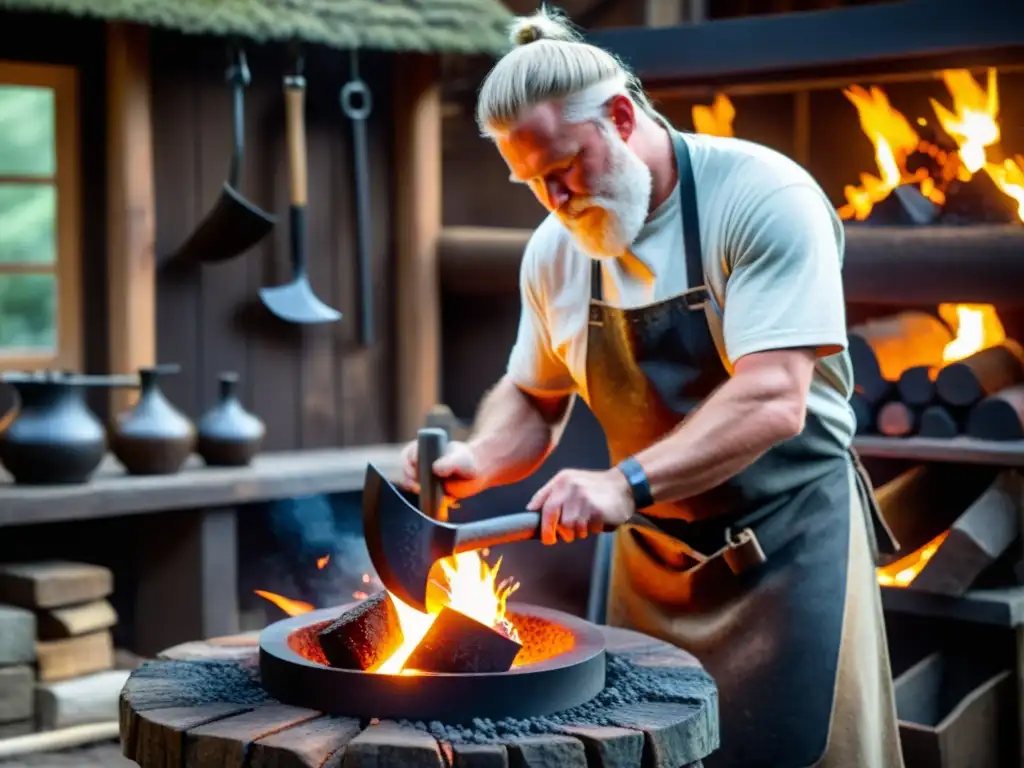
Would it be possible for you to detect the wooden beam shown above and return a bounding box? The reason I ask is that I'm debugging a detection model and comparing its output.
[393,55,442,441]
[645,0,706,27]
[106,22,156,415]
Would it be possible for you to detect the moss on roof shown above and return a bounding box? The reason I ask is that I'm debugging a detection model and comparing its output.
[0,0,513,55]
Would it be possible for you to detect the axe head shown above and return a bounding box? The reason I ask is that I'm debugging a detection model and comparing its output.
[362,463,458,613]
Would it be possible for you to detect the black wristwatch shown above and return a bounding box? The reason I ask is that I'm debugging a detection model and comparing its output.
[616,456,655,510]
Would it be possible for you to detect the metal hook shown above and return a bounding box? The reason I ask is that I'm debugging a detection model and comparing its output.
[340,49,372,122]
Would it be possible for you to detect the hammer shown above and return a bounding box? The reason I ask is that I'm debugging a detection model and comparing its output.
[362,429,671,612]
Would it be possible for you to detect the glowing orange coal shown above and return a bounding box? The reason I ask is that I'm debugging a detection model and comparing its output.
[255,551,520,675]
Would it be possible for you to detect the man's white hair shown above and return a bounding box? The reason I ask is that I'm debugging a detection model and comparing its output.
[476,5,656,137]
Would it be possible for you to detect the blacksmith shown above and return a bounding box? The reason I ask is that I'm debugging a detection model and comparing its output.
[401,8,904,766]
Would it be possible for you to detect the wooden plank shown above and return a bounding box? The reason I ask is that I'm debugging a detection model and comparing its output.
[853,436,1024,467]
[0,605,35,664]
[0,446,404,527]
[134,507,239,657]
[393,53,442,441]
[126,702,253,768]
[0,562,112,610]
[106,22,157,414]
[184,704,321,768]
[249,715,363,768]
[507,734,587,768]
[449,742,509,768]
[36,631,114,683]
[341,720,444,768]
[604,702,706,768]
[158,632,259,663]
[559,725,644,768]
[36,600,118,640]
[36,669,131,730]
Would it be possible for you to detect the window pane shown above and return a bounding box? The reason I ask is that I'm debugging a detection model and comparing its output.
[0,183,56,264]
[0,273,56,353]
[0,85,56,177]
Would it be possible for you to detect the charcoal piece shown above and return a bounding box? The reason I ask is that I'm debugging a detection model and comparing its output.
[935,343,1024,408]
[897,365,937,407]
[403,606,522,674]
[318,591,404,671]
[939,172,1020,225]
[967,385,1024,441]
[877,401,919,437]
[865,184,939,226]
[919,405,962,439]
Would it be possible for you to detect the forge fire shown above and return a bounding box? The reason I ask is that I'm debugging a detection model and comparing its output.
[257,549,522,675]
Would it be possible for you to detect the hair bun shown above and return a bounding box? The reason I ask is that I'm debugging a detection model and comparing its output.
[509,8,579,46]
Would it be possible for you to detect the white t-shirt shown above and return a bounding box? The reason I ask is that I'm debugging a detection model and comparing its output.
[506,131,855,448]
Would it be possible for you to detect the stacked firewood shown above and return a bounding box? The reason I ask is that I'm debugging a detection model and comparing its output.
[849,310,1024,440]
[0,562,128,736]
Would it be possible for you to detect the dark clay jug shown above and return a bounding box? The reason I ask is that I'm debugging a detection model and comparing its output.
[111,365,195,475]
[197,372,265,466]
[0,372,107,484]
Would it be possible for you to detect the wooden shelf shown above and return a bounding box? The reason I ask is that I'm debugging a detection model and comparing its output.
[854,436,1024,467]
[0,445,404,528]
[882,585,1024,628]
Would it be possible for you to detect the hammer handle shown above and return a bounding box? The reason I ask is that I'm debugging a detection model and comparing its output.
[418,427,449,521]
[451,511,666,554]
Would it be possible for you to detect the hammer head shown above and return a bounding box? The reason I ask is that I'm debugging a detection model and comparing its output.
[362,462,458,613]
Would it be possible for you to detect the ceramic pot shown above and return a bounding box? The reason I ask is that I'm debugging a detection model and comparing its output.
[111,365,195,475]
[0,372,107,484]
[197,372,265,466]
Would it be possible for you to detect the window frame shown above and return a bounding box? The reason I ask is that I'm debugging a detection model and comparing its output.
[0,60,81,372]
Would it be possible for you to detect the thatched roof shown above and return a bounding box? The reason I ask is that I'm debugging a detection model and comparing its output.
[0,0,514,55]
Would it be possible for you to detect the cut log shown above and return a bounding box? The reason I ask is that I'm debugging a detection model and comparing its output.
[0,666,32,725]
[848,312,953,405]
[936,343,1024,408]
[36,600,117,641]
[967,385,1024,442]
[874,464,1000,566]
[403,606,523,674]
[897,365,938,407]
[877,401,919,437]
[0,563,113,610]
[850,393,875,435]
[35,669,130,730]
[317,591,404,671]
[118,626,718,768]
[918,405,962,439]
[36,631,114,683]
[0,604,35,665]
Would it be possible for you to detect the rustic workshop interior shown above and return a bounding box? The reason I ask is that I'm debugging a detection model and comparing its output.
[0,0,1023,764]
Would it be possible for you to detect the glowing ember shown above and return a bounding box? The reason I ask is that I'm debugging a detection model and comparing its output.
[256,551,520,675]
[877,530,950,587]
[692,93,735,138]
[839,68,1023,222]
[317,555,330,570]
[938,303,1006,364]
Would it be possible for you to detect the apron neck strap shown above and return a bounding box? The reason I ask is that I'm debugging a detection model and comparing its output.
[590,126,706,302]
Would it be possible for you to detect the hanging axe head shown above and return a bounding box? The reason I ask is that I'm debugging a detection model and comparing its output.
[362,462,460,613]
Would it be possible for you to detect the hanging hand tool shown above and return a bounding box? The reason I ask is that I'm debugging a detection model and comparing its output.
[340,50,375,346]
[171,43,276,265]
[259,50,342,325]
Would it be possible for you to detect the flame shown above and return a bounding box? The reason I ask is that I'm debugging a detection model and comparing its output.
[877,530,950,587]
[838,69,1023,222]
[317,555,330,570]
[255,552,519,676]
[938,303,1006,363]
[253,590,315,617]
[691,93,735,137]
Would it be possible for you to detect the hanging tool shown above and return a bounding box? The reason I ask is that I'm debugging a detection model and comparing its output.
[259,51,342,325]
[171,44,276,265]
[340,50,375,346]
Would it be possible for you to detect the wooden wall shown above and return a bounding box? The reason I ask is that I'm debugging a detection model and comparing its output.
[150,34,397,450]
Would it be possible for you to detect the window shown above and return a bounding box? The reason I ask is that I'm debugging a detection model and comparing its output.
[0,61,80,371]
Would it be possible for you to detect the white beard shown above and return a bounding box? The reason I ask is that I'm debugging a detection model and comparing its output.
[560,121,653,260]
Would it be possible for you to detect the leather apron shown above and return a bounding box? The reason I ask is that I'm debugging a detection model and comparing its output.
[587,131,904,767]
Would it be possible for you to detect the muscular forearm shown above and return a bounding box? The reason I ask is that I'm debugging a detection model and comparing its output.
[467,376,570,488]
[633,358,807,513]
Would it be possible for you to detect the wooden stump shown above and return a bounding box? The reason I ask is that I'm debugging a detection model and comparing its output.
[119,626,716,768]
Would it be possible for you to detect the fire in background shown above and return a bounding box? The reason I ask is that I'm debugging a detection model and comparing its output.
[689,68,1024,223]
